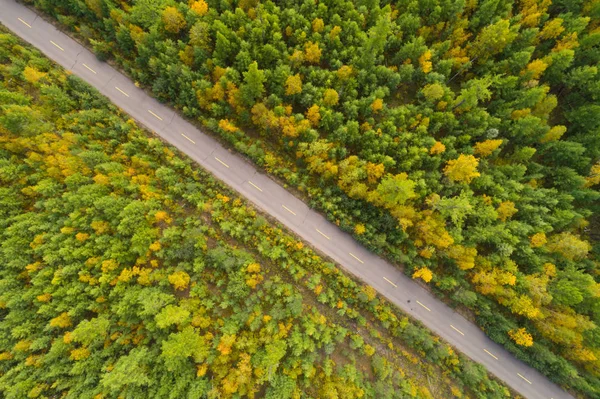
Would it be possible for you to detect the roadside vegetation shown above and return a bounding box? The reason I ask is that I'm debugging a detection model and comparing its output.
[23,0,600,396]
[0,29,516,398]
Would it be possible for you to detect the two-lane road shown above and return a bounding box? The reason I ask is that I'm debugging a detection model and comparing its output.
[0,1,574,397]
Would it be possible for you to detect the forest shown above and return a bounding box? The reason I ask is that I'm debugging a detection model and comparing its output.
[0,28,517,398]
[21,0,600,396]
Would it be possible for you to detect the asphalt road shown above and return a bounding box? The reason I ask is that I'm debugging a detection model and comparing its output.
[0,1,575,398]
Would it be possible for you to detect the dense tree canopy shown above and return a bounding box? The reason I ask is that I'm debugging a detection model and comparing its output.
[0,29,512,398]
[15,0,600,396]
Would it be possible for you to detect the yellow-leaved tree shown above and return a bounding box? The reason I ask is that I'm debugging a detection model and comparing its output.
[509,328,534,347]
[304,42,322,64]
[168,271,190,291]
[162,6,186,34]
[190,0,209,16]
[412,267,433,283]
[285,74,302,95]
[322,89,339,106]
[306,105,321,126]
[444,154,480,183]
[497,201,518,222]
[474,139,503,157]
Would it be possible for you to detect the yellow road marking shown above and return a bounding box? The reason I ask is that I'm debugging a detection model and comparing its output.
[148,110,162,121]
[483,349,498,360]
[282,205,296,215]
[248,181,263,192]
[50,40,64,51]
[416,300,431,312]
[517,373,532,385]
[181,133,195,144]
[115,87,129,97]
[383,277,397,288]
[349,253,364,264]
[18,18,32,28]
[214,157,229,168]
[82,63,97,74]
[450,325,465,336]
[315,228,330,240]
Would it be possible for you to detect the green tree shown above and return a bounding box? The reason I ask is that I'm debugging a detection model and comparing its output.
[240,61,265,106]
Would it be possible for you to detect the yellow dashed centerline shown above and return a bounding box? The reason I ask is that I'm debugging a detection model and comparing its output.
[450,325,465,336]
[148,110,163,121]
[248,181,263,192]
[483,349,498,360]
[214,157,229,168]
[517,373,532,385]
[181,133,195,144]
[315,228,330,240]
[18,18,32,28]
[115,87,129,97]
[82,63,97,74]
[349,253,364,264]
[50,40,64,51]
[416,300,431,312]
[383,277,397,288]
[282,205,296,215]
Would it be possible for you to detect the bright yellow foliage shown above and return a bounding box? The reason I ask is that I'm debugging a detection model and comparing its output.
[219,119,238,133]
[306,104,321,126]
[329,26,342,40]
[444,154,480,183]
[412,267,433,283]
[429,141,446,155]
[154,210,172,223]
[366,162,385,184]
[168,271,190,291]
[37,293,52,302]
[149,241,161,251]
[304,42,322,64]
[117,268,133,282]
[509,328,534,347]
[361,285,377,301]
[523,59,548,80]
[197,363,208,377]
[474,139,503,157]
[540,125,567,143]
[285,74,302,95]
[50,312,72,328]
[312,18,324,32]
[190,0,209,16]
[419,247,434,259]
[14,340,31,352]
[75,232,89,242]
[246,263,261,273]
[371,98,384,113]
[70,347,91,360]
[530,232,547,248]
[217,334,236,355]
[336,65,353,80]
[497,201,518,222]
[323,89,339,106]
[419,50,432,73]
[586,162,600,187]
[23,66,47,83]
[539,18,564,40]
[354,223,366,235]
